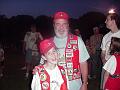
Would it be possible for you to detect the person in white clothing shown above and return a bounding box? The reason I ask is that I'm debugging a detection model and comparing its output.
[100,11,120,89]
[101,12,120,64]
[23,24,43,78]
[31,39,68,90]
[51,11,89,90]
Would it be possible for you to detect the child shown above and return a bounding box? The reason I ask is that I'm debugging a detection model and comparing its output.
[103,37,120,90]
[0,44,4,78]
[31,39,68,90]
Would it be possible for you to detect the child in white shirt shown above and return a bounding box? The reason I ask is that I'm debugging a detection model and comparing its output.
[103,37,120,90]
[31,39,68,90]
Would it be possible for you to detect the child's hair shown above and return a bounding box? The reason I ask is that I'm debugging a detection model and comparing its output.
[110,37,120,55]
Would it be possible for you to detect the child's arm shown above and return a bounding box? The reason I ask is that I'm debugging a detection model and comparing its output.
[103,70,109,89]
[31,72,41,90]
[102,55,116,89]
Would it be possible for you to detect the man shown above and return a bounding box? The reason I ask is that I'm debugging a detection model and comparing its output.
[101,12,120,65]
[23,24,43,78]
[100,12,120,89]
[52,11,90,90]
[89,26,103,78]
[90,26,103,55]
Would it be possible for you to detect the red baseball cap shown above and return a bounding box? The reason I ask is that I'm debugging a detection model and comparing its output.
[39,39,55,54]
[53,11,69,20]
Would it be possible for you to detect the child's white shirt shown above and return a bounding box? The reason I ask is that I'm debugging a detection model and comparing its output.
[103,55,116,75]
[31,66,64,90]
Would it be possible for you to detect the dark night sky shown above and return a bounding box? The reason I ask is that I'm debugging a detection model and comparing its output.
[0,0,120,18]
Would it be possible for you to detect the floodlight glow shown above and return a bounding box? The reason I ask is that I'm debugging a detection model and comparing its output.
[108,9,115,14]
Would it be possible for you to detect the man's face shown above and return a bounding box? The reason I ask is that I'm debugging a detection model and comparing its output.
[105,15,114,30]
[53,19,69,38]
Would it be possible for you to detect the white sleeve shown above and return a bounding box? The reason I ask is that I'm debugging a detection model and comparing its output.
[78,37,90,63]
[31,72,41,90]
[103,55,116,75]
[101,37,106,51]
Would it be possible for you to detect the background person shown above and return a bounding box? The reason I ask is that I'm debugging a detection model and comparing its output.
[0,44,5,78]
[89,26,103,78]
[23,24,43,78]
[100,11,120,89]
[74,28,82,37]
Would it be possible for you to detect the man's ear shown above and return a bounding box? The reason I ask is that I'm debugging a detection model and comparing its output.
[112,20,116,25]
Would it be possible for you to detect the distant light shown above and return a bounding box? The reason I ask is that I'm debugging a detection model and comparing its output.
[108,9,115,14]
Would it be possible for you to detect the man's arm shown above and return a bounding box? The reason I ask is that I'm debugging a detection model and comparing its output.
[78,36,89,90]
[101,50,106,65]
[80,61,88,90]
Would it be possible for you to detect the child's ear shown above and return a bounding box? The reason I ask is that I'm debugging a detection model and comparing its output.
[41,55,47,60]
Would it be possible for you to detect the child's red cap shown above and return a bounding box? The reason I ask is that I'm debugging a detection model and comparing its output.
[39,39,55,54]
[53,11,69,20]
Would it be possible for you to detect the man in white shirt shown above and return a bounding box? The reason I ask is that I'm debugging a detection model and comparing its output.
[52,11,90,90]
[100,11,120,89]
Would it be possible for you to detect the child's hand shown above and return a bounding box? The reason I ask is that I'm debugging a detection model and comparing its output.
[32,66,39,74]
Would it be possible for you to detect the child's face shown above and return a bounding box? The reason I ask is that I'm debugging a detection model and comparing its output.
[44,47,59,65]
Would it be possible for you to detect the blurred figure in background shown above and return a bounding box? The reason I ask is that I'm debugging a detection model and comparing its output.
[74,28,82,37]
[0,43,5,78]
[90,26,103,78]
[85,39,92,79]
[23,24,43,78]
